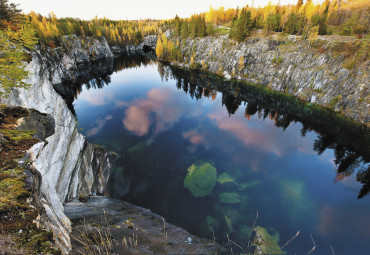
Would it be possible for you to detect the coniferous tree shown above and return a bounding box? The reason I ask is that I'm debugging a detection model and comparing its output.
[189,16,198,38]
[0,0,22,28]
[199,16,206,37]
[0,1,37,97]
[175,20,181,37]
[285,13,300,34]
[234,9,252,42]
[229,16,238,39]
[181,21,188,38]
[206,22,214,35]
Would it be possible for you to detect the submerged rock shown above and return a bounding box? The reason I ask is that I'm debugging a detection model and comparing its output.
[184,160,217,198]
[253,226,285,255]
[206,215,221,231]
[219,192,242,204]
[217,172,236,184]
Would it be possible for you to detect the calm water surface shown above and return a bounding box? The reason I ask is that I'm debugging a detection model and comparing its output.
[73,57,370,254]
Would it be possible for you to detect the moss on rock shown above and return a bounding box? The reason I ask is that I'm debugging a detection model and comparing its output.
[253,226,285,254]
[184,160,217,198]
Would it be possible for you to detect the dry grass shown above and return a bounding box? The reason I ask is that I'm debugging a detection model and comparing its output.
[72,215,138,255]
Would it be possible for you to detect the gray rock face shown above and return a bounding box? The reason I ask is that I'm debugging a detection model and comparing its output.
[0,36,116,254]
[110,35,157,55]
[174,35,369,124]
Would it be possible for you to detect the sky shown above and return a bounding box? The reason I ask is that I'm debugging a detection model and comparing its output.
[12,0,324,20]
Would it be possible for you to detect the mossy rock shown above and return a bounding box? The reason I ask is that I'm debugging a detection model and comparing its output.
[253,226,285,254]
[219,192,241,204]
[184,160,217,198]
[217,172,235,184]
[0,129,35,141]
[217,172,261,190]
[238,180,261,190]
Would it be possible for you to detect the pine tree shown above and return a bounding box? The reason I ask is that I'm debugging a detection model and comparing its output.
[0,22,37,97]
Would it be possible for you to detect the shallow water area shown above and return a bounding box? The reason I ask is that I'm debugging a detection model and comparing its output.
[73,56,370,254]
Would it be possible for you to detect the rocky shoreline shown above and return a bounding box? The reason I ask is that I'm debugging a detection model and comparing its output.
[170,34,369,125]
[65,196,224,254]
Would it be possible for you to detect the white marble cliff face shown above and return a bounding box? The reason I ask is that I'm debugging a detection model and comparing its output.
[1,36,115,254]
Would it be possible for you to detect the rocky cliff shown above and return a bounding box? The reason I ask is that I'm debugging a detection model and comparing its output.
[172,34,369,125]
[0,35,136,254]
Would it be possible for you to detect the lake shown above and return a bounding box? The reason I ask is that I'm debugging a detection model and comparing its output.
[73,55,370,254]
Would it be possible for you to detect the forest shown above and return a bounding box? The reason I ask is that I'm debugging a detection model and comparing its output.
[1,0,369,62]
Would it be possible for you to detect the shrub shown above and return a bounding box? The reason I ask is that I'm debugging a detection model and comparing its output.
[271,56,283,64]
[353,25,367,36]
[344,60,355,69]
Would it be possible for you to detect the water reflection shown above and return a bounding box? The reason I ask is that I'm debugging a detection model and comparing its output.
[55,52,154,115]
[72,55,370,254]
[160,63,370,199]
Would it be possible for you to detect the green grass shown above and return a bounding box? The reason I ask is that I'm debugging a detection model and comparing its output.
[0,129,35,141]
[214,27,230,36]
[0,167,29,213]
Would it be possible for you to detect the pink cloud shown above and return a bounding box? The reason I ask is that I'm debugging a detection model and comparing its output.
[317,205,370,239]
[123,106,151,136]
[182,129,209,153]
[208,113,284,156]
[87,115,113,136]
[81,91,115,106]
[123,87,201,136]
[182,129,205,145]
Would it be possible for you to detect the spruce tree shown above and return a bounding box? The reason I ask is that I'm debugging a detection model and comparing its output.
[235,9,252,43]
[181,21,188,38]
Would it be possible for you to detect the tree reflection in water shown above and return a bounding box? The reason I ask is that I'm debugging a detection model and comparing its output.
[61,54,369,199]
[159,62,369,199]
